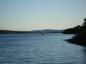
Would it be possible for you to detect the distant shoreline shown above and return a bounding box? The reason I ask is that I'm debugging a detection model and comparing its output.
[0,29,63,34]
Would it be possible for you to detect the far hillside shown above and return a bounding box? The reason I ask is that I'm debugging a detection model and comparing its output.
[0,29,63,34]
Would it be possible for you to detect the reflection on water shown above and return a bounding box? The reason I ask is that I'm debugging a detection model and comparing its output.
[82,48,86,64]
[0,34,86,64]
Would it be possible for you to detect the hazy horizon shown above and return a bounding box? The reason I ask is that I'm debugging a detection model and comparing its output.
[0,0,86,31]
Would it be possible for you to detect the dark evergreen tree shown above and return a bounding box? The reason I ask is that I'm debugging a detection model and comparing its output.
[82,18,86,27]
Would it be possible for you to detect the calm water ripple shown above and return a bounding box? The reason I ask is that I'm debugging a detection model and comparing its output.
[0,34,86,64]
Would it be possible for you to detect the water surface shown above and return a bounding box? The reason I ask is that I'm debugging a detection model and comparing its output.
[0,34,86,64]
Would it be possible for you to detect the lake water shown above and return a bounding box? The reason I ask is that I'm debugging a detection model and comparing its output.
[0,34,86,64]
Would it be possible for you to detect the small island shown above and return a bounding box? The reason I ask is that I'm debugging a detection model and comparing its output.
[63,18,86,46]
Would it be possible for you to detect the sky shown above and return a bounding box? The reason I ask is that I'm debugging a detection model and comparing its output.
[0,0,86,31]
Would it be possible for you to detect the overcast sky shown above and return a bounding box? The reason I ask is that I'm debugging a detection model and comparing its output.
[0,0,86,31]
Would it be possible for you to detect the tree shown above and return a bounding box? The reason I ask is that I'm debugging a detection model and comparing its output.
[82,18,86,27]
